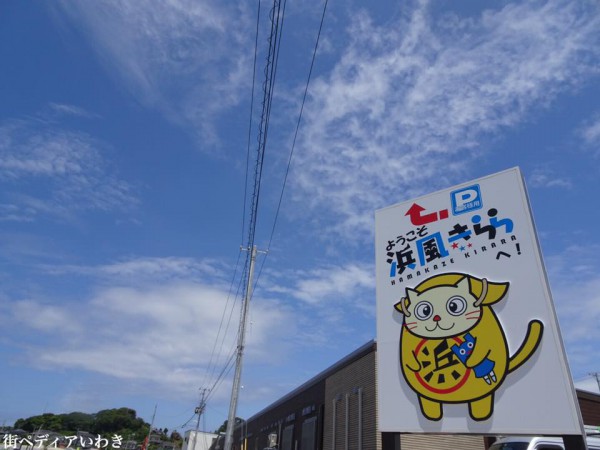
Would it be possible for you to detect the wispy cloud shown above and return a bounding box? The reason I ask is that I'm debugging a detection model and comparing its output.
[0,252,326,405]
[258,263,376,346]
[545,244,600,375]
[2,280,295,402]
[52,0,253,149]
[0,116,138,222]
[42,256,229,285]
[291,0,600,239]
[545,244,600,282]
[553,277,600,372]
[5,253,374,394]
[48,103,100,119]
[578,113,600,152]
[528,167,572,189]
[293,264,373,306]
[262,263,373,306]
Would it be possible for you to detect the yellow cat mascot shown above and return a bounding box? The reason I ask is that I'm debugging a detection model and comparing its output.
[394,272,543,421]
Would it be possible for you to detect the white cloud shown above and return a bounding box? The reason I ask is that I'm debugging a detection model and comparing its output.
[291,264,374,306]
[528,167,572,189]
[0,124,91,178]
[545,244,600,281]
[48,103,100,119]
[553,277,600,371]
[544,244,600,375]
[257,262,376,345]
[578,114,600,151]
[10,299,78,333]
[291,0,600,239]
[43,256,228,285]
[0,249,376,413]
[260,263,374,306]
[52,0,253,149]
[1,247,336,407]
[0,203,35,223]
[0,117,138,221]
[3,280,295,401]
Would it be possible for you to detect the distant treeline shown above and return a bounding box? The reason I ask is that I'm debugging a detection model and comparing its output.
[13,408,150,441]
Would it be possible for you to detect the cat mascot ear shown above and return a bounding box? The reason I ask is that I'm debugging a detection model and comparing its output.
[471,277,509,306]
[394,288,417,316]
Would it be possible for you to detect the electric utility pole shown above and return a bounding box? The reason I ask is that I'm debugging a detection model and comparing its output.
[590,372,600,393]
[143,404,157,450]
[189,389,207,450]
[224,246,259,450]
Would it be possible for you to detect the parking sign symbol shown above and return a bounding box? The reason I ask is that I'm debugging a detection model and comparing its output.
[451,184,482,215]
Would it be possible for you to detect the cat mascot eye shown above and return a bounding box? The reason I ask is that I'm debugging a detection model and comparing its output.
[446,296,467,316]
[414,301,434,320]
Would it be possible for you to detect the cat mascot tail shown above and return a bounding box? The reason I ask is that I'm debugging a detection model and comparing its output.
[508,319,544,373]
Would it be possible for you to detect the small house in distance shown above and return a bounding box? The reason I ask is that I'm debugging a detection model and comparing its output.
[183,430,219,450]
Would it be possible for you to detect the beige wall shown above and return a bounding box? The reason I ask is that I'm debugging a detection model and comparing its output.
[400,434,485,450]
[324,350,380,450]
[323,347,484,450]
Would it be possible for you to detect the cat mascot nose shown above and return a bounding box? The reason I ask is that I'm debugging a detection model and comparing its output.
[433,315,441,322]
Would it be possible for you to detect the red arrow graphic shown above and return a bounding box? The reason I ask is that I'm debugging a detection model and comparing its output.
[405,203,439,226]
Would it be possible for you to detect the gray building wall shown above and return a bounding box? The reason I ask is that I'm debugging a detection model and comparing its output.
[240,341,599,450]
[324,348,379,450]
[400,433,485,450]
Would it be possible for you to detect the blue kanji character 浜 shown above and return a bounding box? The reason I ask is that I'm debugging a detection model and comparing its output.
[388,244,417,276]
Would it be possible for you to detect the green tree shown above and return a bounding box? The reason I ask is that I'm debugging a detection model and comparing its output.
[93,408,145,434]
[62,412,95,433]
[14,413,62,432]
[214,417,244,434]
[14,408,150,443]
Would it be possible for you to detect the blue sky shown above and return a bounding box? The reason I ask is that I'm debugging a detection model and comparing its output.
[1,0,600,434]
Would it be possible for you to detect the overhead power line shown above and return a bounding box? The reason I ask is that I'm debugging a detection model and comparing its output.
[245,0,286,254]
[191,0,329,442]
[225,0,289,448]
[241,0,262,247]
[255,0,330,287]
[198,0,264,417]
[201,249,244,390]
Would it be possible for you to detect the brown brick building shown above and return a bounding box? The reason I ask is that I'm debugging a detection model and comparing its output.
[231,341,599,450]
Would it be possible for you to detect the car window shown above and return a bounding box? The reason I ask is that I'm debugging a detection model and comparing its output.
[490,443,529,450]
[534,445,563,450]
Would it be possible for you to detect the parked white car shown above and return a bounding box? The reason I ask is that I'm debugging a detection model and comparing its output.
[490,433,600,450]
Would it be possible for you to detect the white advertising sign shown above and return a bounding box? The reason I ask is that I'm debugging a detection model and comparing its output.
[375,168,583,435]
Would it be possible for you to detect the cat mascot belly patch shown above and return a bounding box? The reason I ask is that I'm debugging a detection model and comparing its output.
[394,272,543,421]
